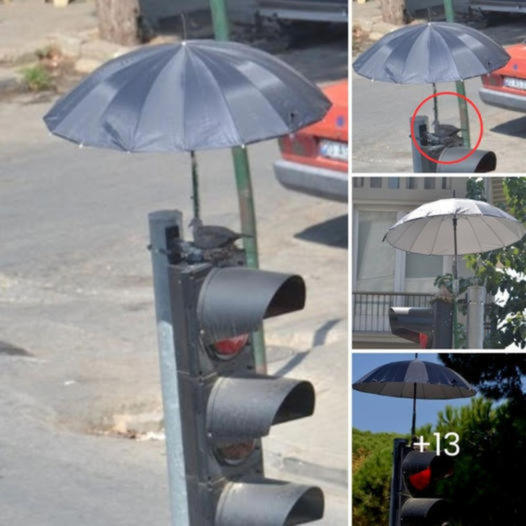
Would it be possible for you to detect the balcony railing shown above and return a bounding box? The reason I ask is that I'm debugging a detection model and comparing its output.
[353,291,434,333]
[353,291,494,337]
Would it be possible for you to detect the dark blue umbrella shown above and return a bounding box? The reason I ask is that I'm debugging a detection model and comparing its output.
[43,40,331,220]
[353,355,475,437]
[353,22,509,84]
[353,22,510,130]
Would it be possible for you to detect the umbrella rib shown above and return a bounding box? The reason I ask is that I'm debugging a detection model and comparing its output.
[131,49,180,149]
[433,30,463,80]
[479,214,510,249]
[427,215,444,255]
[466,216,484,253]
[193,44,317,132]
[187,48,246,145]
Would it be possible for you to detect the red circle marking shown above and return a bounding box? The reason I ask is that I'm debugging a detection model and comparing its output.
[410,91,483,165]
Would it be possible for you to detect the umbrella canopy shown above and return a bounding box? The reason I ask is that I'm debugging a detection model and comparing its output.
[353,357,475,437]
[383,198,526,256]
[353,22,510,84]
[352,358,475,399]
[43,40,331,152]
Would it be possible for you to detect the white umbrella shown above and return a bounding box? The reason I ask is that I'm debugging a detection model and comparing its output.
[383,198,525,348]
[383,198,525,260]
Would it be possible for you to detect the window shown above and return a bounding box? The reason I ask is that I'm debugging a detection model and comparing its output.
[356,211,397,292]
[353,177,364,188]
[405,253,443,279]
[370,177,382,188]
[441,177,449,190]
[424,178,436,190]
[406,177,417,189]
[388,177,400,189]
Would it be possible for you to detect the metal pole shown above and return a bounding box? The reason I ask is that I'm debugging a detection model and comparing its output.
[389,439,407,526]
[467,285,486,348]
[432,83,439,134]
[411,383,417,439]
[190,150,200,221]
[210,0,267,373]
[443,0,471,147]
[452,216,459,349]
[148,210,190,526]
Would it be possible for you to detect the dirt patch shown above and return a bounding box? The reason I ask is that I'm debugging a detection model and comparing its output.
[0,45,84,104]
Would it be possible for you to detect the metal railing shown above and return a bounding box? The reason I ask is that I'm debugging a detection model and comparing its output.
[353,291,494,339]
[352,291,434,333]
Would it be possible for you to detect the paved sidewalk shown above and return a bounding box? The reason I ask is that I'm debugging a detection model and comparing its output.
[265,340,349,524]
[0,0,97,63]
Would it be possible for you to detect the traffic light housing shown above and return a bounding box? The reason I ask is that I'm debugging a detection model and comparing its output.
[154,215,324,525]
[400,448,454,526]
[388,307,433,348]
[410,115,496,173]
[389,300,453,349]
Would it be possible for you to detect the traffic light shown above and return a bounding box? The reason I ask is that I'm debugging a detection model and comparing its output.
[400,448,454,526]
[389,300,453,349]
[410,115,496,173]
[388,307,433,348]
[390,439,455,526]
[150,211,324,525]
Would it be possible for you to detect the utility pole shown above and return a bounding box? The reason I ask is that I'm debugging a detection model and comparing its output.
[209,0,267,373]
[467,285,486,348]
[443,0,471,148]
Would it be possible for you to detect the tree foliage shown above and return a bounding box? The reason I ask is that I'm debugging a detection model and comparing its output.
[440,353,526,401]
[353,398,526,525]
[464,177,526,348]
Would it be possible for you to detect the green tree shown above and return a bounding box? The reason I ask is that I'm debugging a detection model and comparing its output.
[353,398,526,525]
[440,353,526,401]
[464,177,526,348]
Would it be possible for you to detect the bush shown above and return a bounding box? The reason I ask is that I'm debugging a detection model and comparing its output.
[21,64,53,92]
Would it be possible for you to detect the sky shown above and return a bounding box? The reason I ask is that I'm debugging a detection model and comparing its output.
[352,353,476,434]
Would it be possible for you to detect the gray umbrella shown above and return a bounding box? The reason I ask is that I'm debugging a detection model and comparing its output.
[353,22,510,130]
[352,356,475,437]
[43,40,331,220]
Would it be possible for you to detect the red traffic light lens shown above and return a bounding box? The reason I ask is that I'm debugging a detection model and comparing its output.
[213,334,249,359]
[216,440,256,465]
[419,333,429,349]
[408,467,432,492]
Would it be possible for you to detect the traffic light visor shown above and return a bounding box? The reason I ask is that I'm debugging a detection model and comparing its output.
[197,267,306,342]
[207,376,315,443]
[437,147,496,173]
[215,480,324,526]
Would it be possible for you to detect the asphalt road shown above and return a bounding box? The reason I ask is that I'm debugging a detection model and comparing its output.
[0,77,347,525]
[352,17,526,173]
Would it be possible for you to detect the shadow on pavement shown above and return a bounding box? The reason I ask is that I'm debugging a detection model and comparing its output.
[490,116,526,138]
[295,214,348,249]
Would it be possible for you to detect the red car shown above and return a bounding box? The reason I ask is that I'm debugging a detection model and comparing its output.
[274,80,348,202]
[480,41,526,112]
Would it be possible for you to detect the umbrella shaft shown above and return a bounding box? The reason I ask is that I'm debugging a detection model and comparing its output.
[190,151,200,220]
[411,384,417,439]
